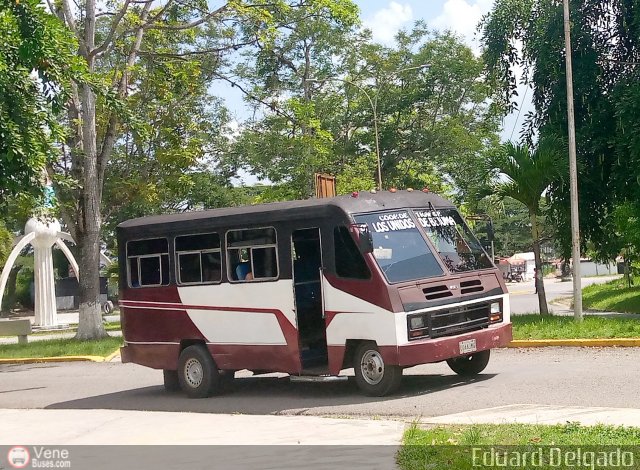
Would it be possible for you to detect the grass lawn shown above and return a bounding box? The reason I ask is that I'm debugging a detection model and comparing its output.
[582,279,640,314]
[104,321,121,332]
[398,423,640,469]
[0,335,122,359]
[511,314,640,339]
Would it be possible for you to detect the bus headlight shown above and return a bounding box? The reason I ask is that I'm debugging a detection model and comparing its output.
[408,314,429,340]
[489,302,502,323]
[409,315,425,330]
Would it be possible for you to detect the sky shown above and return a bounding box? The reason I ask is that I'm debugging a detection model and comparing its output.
[226,0,531,183]
[356,0,530,141]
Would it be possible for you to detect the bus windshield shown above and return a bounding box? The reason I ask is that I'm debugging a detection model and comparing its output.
[414,208,493,273]
[354,211,443,283]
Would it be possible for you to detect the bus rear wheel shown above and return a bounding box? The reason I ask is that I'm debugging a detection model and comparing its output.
[354,342,402,396]
[178,345,220,398]
[447,350,490,376]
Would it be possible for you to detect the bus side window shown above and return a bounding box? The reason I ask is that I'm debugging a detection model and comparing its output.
[226,228,278,282]
[334,226,371,280]
[127,238,170,287]
[175,233,221,285]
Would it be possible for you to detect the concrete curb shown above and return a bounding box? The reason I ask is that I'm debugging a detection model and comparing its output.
[508,338,640,347]
[103,349,121,362]
[0,347,121,365]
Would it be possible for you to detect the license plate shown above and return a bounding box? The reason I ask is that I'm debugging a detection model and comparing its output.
[459,339,477,354]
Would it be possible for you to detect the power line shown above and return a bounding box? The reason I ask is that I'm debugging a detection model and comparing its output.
[509,85,529,142]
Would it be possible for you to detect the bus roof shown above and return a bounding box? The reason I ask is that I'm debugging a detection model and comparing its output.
[117,190,456,232]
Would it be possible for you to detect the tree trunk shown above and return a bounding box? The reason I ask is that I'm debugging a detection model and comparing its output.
[530,212,549,315]
[75,83,107,340]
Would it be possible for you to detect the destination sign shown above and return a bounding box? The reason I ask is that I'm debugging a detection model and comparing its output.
[415,210,456,228]
[369,211,415,233]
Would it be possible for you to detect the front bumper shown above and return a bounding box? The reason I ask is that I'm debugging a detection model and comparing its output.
[395,322,512,367]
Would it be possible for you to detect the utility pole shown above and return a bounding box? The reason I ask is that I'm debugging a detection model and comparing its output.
[563,0,583,321]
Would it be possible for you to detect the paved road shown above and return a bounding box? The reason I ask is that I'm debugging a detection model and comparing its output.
[2,347,638,418]
[507,276,620,314]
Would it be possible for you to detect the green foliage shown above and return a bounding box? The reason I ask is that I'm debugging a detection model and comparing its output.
[477,197,535,257]
[400,423,640,470]
[401,422,640,446]
[612,202,640,275]
[231,0,361,199]
[0,336,122,358]
[14,262,33,309]
[0,221,12,267]
[512,314,640,339]
[0,0,85,202]
[582,279,640,314]
[486,139,565,314]
[335,155,376,194]
[487,139,565,216]
[482,0,640,260]
[90,1,281,244]
[234,21,501,201]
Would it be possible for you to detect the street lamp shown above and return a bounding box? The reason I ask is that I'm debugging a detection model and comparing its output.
[307,64,429,190]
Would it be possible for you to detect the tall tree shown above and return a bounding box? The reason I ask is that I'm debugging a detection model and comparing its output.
[100,46,242,243]
[482,0,640,261]
[230,0,361,199]
[44,0,283,339]
[234,24,501,201]
[487,140,564,315]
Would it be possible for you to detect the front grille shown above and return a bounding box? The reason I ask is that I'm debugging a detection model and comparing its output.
[422,284,453,300]
[408,303,491,341]
[460,279,484,295]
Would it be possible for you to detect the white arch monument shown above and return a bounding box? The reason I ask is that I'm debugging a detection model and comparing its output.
[0,217,110,328]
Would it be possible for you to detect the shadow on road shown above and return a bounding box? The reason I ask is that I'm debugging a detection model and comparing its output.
[45,372,497,415]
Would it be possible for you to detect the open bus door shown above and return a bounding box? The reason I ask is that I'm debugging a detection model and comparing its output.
[291,228,328,371]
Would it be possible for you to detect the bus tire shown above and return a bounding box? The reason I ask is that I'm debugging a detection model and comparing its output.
[354,342,402,397]
[178,345,220,398]
[163,369,180,392]
[447,349,490,376]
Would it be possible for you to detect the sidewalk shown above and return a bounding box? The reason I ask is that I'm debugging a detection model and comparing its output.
[3,405,640,447]
[421,404,640,428]
[0,409,405,445]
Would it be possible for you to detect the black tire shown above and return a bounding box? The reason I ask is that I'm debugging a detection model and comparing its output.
[353,342,402,397]
[177,345,220,398]
[447,349,491,376]
[163,369,180,392]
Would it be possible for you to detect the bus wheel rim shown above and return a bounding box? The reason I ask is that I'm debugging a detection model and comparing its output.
[361,350,384,385]
[184,358,204,388]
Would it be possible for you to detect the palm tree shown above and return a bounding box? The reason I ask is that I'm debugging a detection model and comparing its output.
[487,139,564,315]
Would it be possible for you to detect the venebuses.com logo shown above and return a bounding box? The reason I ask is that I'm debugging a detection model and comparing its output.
[6,446,72,468]
[7,446,30,469]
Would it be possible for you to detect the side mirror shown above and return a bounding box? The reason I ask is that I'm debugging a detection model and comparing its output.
[349,223,373,254]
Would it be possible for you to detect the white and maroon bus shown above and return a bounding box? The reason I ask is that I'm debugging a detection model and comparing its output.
[118,190,512,397]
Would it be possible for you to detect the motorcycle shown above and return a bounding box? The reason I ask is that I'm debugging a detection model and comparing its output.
[506,271,523,283]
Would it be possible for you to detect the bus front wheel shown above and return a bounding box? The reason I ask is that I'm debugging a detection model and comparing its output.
[447,350,490,376]
[354,342,402,396]
[178,345,220,398]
